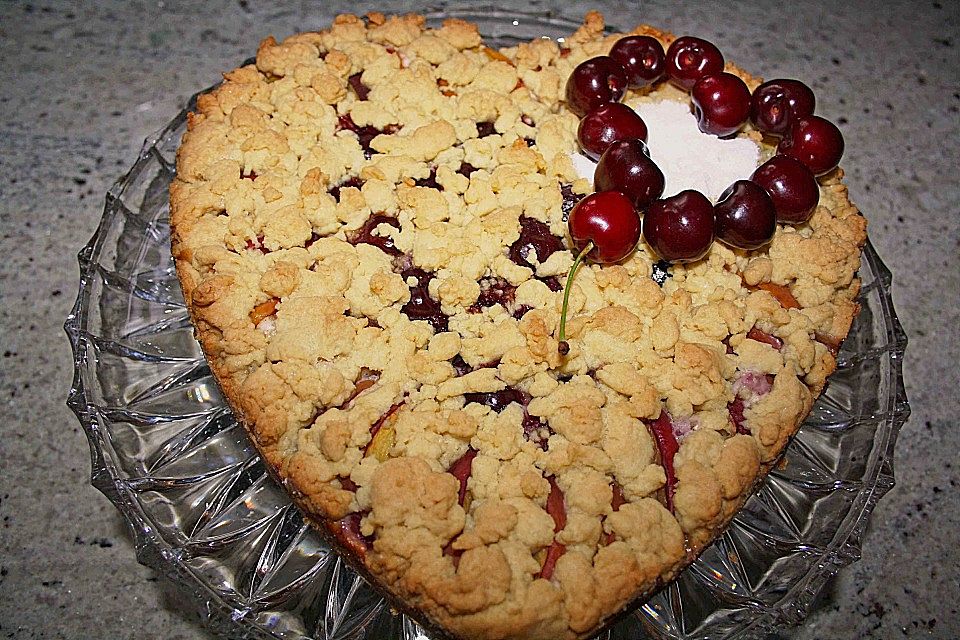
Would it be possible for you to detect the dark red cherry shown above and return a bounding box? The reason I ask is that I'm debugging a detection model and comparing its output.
[509,216,565,270]
[577,103,648,160]
[665,36,725,90]
[643,190,715,263]
[565,56,629,117]
[469,277,517,312]
[560,183,583,220]
[777,115,844,175]
[400,268,449,332]
[595,138,665,210]
[609,35,665,88]
[348,213,401,256]
[568,191,642,263]
[691,72,751,137]
[464,387,528,413]
[751,155,820,224]
[714,180,776,249]
[750,79,816,136]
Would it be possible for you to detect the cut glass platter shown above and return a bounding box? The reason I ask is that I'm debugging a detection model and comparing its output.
[65,9,910,640]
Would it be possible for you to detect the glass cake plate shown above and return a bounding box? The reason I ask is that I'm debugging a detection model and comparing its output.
[64,9,910,640]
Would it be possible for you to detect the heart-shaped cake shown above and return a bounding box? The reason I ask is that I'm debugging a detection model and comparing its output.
[169,11,865,639]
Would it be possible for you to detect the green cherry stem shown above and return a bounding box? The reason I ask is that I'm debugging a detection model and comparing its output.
[558,241,594,356]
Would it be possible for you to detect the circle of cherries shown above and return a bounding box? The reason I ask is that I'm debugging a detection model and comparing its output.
[556,34,844,352]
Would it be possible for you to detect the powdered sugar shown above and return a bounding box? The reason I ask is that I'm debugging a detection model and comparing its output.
[570,152,598,185]
[570,99,760,202]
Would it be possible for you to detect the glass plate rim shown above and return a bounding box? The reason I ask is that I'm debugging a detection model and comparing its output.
[64,8,911,639]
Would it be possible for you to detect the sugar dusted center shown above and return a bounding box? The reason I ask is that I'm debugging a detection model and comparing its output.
[570,99,760,202]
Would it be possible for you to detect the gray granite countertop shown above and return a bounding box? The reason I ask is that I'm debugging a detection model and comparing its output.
[1,0,957,638]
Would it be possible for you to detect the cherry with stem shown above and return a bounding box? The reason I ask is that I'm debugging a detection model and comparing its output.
[558,191,642,355]
[557,241,594,356]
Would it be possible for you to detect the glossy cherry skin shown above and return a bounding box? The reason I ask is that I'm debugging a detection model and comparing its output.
[577,103,648,160]
[665,36,724,90]
[751,155,820,224]
[565,56,629,117]
[777,115,845,175]
[643,190,715,263]
[568,191,642,263]
[750,79,816,136]
[714,180,777,249]
[691,72,751,137]
[594,138,665,210]
[609,35,665,88]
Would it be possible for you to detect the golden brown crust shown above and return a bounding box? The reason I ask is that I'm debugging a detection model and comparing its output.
[169,12,866,640]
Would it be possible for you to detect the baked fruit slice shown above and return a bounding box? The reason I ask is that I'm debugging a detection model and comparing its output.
[169,11,865,640]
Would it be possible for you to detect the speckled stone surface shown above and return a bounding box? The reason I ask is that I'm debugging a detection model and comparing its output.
[0,0,957,638]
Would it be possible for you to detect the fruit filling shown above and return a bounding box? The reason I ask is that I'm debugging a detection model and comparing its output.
[734,371,775,396]
[746,326,784,350]
[468,277,517,312]
[328,176,365,203]
[728,397,749,435]
[610,481,627,511]
[347,72,370,100]
[366,403,402,461]
[336,512,374,557]
[512,304,533,320]
[347,213,401,256]
[249,298,279,326]
[337,114,400,158]
[815,331,842,355]
[464,388,528,412]
[463,386,550,449]
[601,481,628,545]
[339,368,381,409]
[450,354,472,377]
[559,183,582,221]
[650,260,672,286]
[457,161,478,178]
[521,412,550,450]
[476,121,496,138]
[508,216,565,271]
[400,267,448,332]
[537,476,567,580]
[244,235,266,254]
[754,282,801,309]
[448,447,478,506]
[414,167,442,190]
[728,371,775,434]
[646,411,679,512]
